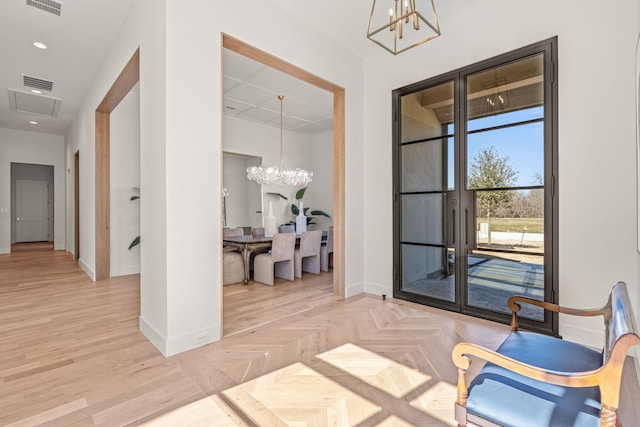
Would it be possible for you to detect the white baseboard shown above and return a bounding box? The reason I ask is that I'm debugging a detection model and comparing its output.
[111,265,141,277]
[346,282,393,299]
[165,325,222,357]
[78,258,95,281]
[139,317,167,355]
[0,246,9,254]
[345,282,365,298]
[364,282,393,299]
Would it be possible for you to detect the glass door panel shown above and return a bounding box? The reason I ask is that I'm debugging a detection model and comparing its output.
[465,54,546,321]
[398,81,456,304]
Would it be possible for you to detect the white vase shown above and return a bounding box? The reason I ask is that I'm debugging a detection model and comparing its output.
[296,201,307,233]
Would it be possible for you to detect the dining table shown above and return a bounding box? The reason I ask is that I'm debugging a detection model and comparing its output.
[223,231,327,284]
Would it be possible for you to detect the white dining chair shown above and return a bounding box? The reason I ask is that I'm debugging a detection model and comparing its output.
[294,230,323,278]
[320,226,334,272]
[222,227,245,285]
[253,232,296,286]
[223,227,243,238]
[223,251,244,285]
[278,224,295,233]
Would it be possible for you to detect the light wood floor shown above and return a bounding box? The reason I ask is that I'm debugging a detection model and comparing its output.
[1,245,638,426]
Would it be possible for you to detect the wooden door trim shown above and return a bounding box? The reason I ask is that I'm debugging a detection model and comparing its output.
[222,34,346,298]
[74,151,80,261]
[95,49,140,281]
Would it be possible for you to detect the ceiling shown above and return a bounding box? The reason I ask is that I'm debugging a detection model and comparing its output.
[0,0,136,136]
[222,49,334,135]
[0,0,450,137]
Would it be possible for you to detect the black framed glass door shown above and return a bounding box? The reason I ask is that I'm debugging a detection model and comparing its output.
[396,79,457,305]
[393,38,558,334]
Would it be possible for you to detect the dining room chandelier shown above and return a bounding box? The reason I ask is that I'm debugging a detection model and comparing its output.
[367,0,441,55]
[246,95,313,187]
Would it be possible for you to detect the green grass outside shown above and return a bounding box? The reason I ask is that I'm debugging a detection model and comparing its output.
[476,217,543,234]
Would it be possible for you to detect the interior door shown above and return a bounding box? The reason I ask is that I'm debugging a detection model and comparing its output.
[16,179,49,243]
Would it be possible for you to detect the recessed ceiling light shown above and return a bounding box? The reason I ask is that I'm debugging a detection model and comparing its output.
[29,121,38,125]
[33,42,48,49]
[31,89,42,94]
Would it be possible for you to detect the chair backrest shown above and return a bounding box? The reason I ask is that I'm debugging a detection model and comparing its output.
[278,224,295,233]
[271,232,296,262]
[252,227,265,236]
[241,226,252,236]
[223,227,243,238]
[603,281,640,363]
[298,230,323,257]
[325,226,334,253]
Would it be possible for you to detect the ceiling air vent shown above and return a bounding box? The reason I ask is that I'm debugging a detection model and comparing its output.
[8,89,62,118]
[23,75,54,92]
[26,0,62,16]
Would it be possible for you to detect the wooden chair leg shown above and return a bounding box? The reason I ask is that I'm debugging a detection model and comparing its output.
[455,367,468,426]
[600,404,618,427]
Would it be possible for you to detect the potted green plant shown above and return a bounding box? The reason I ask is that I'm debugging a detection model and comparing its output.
[267,187,331,228]
[128,187,140,250]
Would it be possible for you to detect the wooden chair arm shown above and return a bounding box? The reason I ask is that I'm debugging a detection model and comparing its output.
[452,342,601,389]
[508,296,606,331]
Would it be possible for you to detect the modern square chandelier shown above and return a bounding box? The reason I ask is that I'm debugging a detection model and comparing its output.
[367,0,441,55]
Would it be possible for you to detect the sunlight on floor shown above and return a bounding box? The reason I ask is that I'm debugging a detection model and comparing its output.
[142,343,458,426]
[223,362,381,425]
[316,343,432,399]
[411,381,458,426]
[138,394,247,426]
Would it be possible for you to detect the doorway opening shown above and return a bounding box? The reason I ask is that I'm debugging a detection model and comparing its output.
[95,49,140,281]
[221,35,346,335]
[10,162,54,248]
[222,35,345,296]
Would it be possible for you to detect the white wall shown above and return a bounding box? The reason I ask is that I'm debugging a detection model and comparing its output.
[65,0,170,348]
[67,0,363,356]
[110,87,140,277]
[309,130,334,232]
[222,153,262,228]
[61,0,640,356]
[363,0,639,348]
[0,127,65,253]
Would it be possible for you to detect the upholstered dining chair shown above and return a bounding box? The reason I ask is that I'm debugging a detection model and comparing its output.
[249,227,267,272]
[320,226,334,272]
[223,251,244,285]
[222,227,244,285]
[294,230,323,278]
[223,227,243,253]
[253,232,296,286]
[278,224,295,233]
[223,227,243,238]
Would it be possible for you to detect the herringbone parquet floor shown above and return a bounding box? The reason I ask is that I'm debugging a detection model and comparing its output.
[1,244,638,426]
